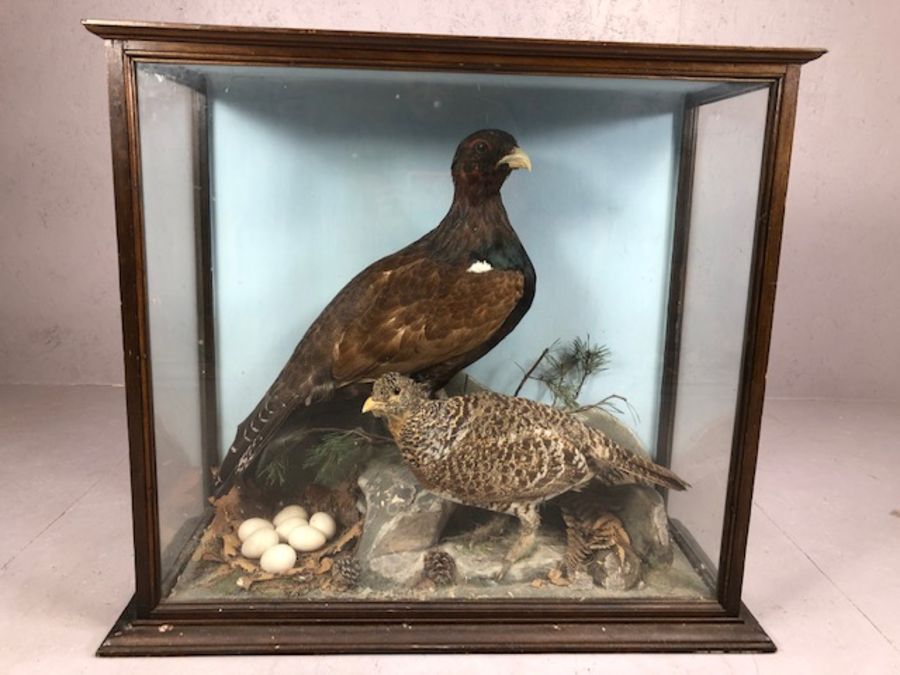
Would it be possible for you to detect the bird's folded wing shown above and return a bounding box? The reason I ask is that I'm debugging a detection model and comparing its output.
[448,424,590,503]
[331,258,524,382]
[434,397,591,503]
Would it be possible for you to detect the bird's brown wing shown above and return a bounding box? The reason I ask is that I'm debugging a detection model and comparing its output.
[331,258,525,383]
[493,397,690,492]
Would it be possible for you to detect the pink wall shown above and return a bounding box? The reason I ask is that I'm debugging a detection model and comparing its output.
[2,0,898,400]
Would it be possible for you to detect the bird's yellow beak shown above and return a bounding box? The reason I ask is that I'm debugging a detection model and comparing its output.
[362,397,381,414]
[497,147,532,172]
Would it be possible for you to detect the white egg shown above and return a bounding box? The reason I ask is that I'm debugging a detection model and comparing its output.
[237,517,274,542]
[275,516,308,542]
[288,524,327,552]
[273,505,308,526]
[309,512,337,540]
[259,544,297,574]
[240,527,279,559]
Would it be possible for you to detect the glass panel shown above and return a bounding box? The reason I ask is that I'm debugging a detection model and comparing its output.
[136,69,207,584]
[135,62,769,605]
[667,87,771,576]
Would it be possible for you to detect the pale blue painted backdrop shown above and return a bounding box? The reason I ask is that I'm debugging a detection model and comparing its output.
[205,67,710,457]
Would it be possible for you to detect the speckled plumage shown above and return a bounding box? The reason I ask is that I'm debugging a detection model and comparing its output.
[364,373,689,579]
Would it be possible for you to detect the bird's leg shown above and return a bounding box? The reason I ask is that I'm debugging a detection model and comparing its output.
[494,504,540,582]
[443,511,510,547]
[462,513,510,546]
[561,523,589,580]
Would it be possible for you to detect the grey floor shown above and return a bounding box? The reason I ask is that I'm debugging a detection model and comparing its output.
[1,384,898,674]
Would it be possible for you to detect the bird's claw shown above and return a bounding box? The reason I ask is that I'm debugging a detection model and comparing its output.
[546,566,570,587]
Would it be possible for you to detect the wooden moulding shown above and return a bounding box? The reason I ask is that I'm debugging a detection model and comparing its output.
[83,19,824,65]
[88,19,822,655]
[98,600,774,655]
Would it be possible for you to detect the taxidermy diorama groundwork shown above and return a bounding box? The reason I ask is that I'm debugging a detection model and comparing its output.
[171,128,708,603]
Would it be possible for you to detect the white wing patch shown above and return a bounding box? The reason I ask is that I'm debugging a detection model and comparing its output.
[467,260,493,273]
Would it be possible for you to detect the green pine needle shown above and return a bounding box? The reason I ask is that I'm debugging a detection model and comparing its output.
[515,335,635,421]
[257,427,393,489]
[302,431,386,487]
[533,335,610,410]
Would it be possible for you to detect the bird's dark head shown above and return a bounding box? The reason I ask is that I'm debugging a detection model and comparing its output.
[451,129,531,204]
[362,373,430,420]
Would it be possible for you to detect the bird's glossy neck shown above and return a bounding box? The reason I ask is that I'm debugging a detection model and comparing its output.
[428,193,524,268]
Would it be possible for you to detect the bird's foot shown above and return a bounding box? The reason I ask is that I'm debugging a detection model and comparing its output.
[546,566,571,587]
[554,560,575,580]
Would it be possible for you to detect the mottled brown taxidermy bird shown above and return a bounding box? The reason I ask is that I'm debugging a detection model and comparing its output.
[215,130,535,496]
[362,373,689,580]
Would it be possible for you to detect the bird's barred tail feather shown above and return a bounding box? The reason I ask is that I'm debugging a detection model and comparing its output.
[214,384,292,497]
[214,370,332,497]
[593,437,690,492]
[620,450,690,491]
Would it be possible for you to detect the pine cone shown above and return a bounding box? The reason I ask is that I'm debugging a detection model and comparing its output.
[332,557,361,589]
[422,549,457,587]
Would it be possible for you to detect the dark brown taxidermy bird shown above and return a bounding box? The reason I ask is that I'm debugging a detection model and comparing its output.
[215,130,535,496]
[362,373,689,580]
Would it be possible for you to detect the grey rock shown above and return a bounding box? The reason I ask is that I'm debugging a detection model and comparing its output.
[366,524,567,587]
[442,528,564,584]
[576,407,650,460]
[356,455,455,583]
[367,550,426,586]
[590,544,642,590]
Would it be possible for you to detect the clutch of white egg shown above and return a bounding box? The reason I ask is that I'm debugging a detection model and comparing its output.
[236,505,339,574]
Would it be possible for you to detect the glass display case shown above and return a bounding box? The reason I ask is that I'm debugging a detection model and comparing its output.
[85,19,823,655]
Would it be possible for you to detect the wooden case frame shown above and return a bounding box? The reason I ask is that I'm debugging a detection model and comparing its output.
[84,19,823,656]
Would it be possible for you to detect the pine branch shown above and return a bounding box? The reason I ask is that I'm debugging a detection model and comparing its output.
[513,343,554,397]
[302,428,394,487]
[257,426,392,489]
[516,335,631,419]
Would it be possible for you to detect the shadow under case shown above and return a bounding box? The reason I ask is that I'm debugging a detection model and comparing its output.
[85,19,823,655]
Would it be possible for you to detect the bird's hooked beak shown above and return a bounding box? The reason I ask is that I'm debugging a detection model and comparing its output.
[496,146,532,172]
[362,397,383,415]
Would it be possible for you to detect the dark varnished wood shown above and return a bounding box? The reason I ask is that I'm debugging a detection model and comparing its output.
[149,597,727,625]
[98,599,774,655]
[83,19,823,66]
[654,100,699,477]
[717,65,803,614]
[189,81,220,500]
[89,19,821,654]
[104,39,162,615]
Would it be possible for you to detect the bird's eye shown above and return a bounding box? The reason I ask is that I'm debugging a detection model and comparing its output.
[475,141,488,153]
[392,386,402,395]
